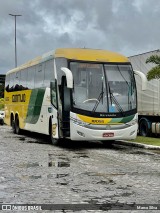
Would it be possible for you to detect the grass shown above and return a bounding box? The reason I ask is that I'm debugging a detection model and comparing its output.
[129,136,160,146]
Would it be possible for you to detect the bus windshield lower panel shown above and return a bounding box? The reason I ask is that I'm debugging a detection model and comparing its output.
[70,62,137,115]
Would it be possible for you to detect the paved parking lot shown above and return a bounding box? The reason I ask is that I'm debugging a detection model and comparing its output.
[0,125,160,212]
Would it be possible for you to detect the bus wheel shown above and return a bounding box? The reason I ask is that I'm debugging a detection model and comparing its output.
[15,116,21,134]
[11,117,16,133]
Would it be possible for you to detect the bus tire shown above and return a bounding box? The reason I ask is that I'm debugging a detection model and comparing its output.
[11,115,16,133]
[0,119,4,125]
[15,116,21,134]
[139,119,150,137]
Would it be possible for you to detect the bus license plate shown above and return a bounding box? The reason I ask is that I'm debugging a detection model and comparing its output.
[103,133,114,137]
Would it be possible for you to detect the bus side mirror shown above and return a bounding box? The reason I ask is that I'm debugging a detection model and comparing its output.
[61,67,73,89]
[134,70,147,91]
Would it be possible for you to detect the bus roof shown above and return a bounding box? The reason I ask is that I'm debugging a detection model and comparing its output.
[55,48,129,62]
[7,48,129,75]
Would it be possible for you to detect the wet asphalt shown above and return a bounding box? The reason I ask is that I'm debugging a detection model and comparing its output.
[0,125,160,212]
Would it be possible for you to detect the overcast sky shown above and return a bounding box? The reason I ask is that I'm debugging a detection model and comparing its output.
[1,0,160,74]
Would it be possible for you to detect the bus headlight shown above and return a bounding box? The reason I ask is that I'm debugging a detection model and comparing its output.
[77,131,85,137]
[126,119,138,126]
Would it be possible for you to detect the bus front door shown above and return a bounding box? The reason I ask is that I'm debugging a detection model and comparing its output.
[61,77,71,137]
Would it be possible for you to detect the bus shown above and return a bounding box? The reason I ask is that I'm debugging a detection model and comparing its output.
[4,48,147,145]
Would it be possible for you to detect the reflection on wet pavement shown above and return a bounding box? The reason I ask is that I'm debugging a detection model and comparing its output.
[48,161,70,167]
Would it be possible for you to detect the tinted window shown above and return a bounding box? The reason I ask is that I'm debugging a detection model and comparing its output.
[14,71,21,91]
[20,69,28,90]
[51,81,57,108]
[9,73,15,92]
[44,60,54,87]
[35,63,45,88]
[5,75,10,92]
[27,66,35,89]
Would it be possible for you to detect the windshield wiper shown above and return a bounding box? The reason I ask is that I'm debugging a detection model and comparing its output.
[117,66,130,87]
[108,84,124,116]
[92,91,104,112]
[92,82,104,112]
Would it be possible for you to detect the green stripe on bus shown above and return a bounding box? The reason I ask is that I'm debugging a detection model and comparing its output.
[25,88,45,124]
[108,114,135,124]
[120,114,135,123]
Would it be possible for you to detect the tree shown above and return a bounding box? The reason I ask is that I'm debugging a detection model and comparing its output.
[0,83,4,98]
[0,98,4,110]
[146,55,160,81]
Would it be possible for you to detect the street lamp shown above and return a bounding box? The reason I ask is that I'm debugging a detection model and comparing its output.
[9,14,22,68]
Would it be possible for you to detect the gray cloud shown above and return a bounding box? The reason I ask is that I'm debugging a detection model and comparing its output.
[0,0,160,73]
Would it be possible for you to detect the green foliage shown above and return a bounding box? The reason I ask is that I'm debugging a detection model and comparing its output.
[0,83,4,98]
[146,66,160,81]
[146,55,160,81]
[0,98,4,110]
[146,55,160,65]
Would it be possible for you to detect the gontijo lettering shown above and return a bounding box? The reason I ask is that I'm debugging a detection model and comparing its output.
[12,94,26,102]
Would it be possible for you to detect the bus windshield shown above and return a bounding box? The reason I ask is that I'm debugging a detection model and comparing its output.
[70,62,136,114]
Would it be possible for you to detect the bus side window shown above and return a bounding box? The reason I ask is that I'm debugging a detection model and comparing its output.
[50,80,57,108]
[44,60,54,87]
[27,66,35,89]
[14,71,21,91]
[9,73,15,92]
[35,63,45,88]
[20,69,28,90]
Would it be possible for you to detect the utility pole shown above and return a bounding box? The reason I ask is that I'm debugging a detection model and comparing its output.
[9,14,22,68]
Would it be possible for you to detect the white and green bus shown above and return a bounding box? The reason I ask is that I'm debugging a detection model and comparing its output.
[4,48,147,145]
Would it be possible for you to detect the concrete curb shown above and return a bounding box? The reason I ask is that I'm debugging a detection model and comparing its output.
[114,140,160,150]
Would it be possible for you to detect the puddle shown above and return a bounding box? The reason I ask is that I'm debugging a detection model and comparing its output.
[120,192,134,197]
[26,140,48,144]
[56,182,68,186]
[48,161,70,167]
[56,174,69,178]
[71,188,81,193]
[47,173,69,179]
[19,137,25,141]
[150,149,160,155]
[48,154,70,161]
[20,175,41,180]
[129,150,155,156]
[96,180,110,185]
[17,162,39,168]
[47,174,55,179]
[82,172,125,177]
[73,154,89,159]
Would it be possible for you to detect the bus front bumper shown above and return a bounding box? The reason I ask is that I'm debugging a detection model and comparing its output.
[70,122,138,141]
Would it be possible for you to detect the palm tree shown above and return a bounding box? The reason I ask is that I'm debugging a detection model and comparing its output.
[146,55,160,81]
